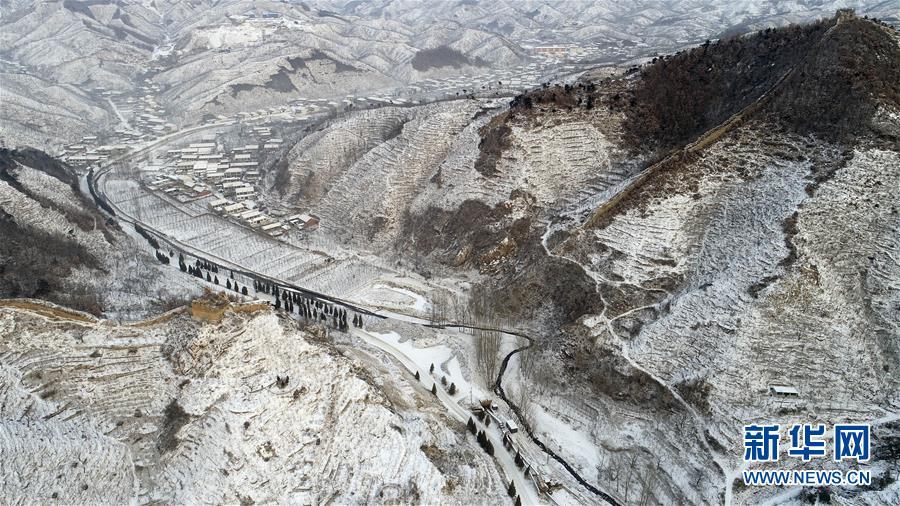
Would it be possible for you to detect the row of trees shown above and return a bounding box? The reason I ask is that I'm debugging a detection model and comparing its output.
[165,250,370,334]
[467,416,523,505]
[154,250,170,264]
[414,365,458,396]
[180,258,250,295]
[255,280,366,333]
[467,418,495,456]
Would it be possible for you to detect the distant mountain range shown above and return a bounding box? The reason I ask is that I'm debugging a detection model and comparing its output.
[2,0,897,148]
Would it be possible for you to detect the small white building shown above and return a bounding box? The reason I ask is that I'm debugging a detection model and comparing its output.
[769,385,799,397]
[209,198,230,209]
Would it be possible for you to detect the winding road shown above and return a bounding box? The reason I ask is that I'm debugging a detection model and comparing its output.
[85,101,621,506]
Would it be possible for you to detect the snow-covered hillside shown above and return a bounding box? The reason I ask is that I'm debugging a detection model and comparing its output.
[0,299,508,504]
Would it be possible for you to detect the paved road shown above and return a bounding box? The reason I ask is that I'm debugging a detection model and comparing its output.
[87,97,619,506]
[352,328,542,505]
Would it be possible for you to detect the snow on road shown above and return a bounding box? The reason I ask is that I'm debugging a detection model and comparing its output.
[354,328,544,505]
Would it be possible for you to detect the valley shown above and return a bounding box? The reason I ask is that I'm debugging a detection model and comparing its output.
[2,1,899,505]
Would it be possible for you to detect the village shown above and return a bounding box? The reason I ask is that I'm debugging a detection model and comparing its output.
[142,127,324,239]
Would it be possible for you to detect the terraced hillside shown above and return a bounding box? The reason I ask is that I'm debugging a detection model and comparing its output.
[0,298,507,504]
[493,13,900,506]
[2,5,899,506]
[268,12,900,505]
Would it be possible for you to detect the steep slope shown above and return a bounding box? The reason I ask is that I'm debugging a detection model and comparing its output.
[507,13,900,505]
[0,299,508,504]
[0,0,164,146]
[348,12,899,504]
[0,148,200,319]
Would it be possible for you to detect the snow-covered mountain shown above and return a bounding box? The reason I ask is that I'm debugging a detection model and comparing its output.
[3,0,897,148]
[2,2,900,505]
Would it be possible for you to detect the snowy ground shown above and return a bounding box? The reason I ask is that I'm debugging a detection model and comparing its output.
[0,301,510,505]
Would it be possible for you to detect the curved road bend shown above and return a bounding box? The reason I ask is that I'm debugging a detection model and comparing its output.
[351,327,541,505]
[87,112,620,506]
[436,324,622,506]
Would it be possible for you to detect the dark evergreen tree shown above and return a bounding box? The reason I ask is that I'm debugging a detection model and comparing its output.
[242,286,248,295]
[507,481,516,497]
[214,276,219,285]
[206,272,211,282]
[431,384,437,395]
[414,371,420,381]
[226,279,232,290]
[448,383,457,395]
[467,418,476,435]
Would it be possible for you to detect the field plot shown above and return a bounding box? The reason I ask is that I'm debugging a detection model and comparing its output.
[101,176,400,296]
[346,279,433,318]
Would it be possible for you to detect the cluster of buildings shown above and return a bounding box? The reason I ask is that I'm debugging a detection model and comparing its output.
[60,135,130,168]
[61,82,179,169]
[339,95,412,110]
[208,201,319,238]
[523,40,644,64]
[105,83,177,138]
[144,133,269,202]
[399,64,547,101]
[141,127,318,238]
[231,97,335,123]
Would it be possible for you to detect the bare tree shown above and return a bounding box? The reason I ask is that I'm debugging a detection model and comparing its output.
[638,458,663,506]
[469,286,503,387]
[518,344,537,382]
[624,452,640,502]
[475,327,502,388]
[429,291,448,326]
[514,381,535,430]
